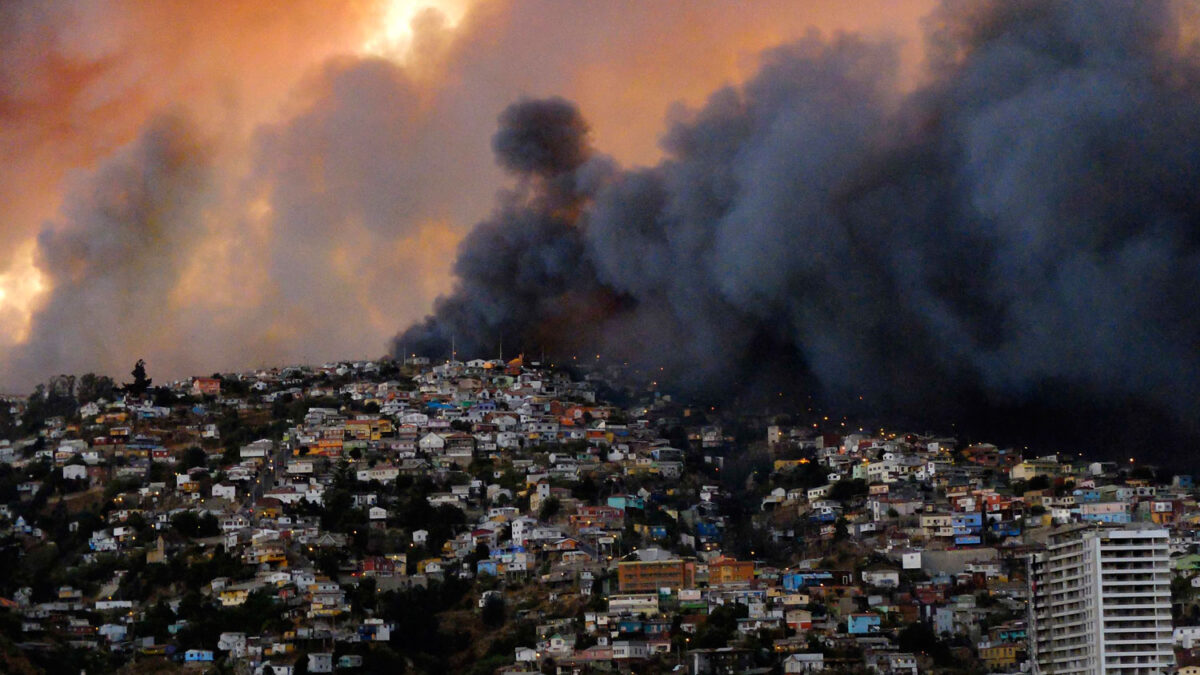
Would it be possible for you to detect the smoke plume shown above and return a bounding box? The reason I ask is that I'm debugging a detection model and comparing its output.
[396,0,1200,458]
[17,115,214,378]
[6,0,926,388]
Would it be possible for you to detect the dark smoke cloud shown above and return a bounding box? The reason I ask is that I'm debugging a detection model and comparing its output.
[0,0,934,390]
[397,98,620,359]
[396,0,1200,459]
[492,97,592,176]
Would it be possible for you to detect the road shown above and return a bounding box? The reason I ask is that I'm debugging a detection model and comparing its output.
[251,441,289,502]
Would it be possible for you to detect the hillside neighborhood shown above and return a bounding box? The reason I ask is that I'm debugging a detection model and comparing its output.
[0,356,1198,674]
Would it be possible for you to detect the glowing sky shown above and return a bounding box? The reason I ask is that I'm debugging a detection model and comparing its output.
[0,0,934,389]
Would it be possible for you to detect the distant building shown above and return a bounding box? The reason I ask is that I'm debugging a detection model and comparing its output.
[192,377,221,397]
[1028,525,1173,674]
[617,559,695,593]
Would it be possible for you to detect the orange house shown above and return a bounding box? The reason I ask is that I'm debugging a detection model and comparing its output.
[192,378,222,396]
[618,559,695,593]
[708,557,755,586]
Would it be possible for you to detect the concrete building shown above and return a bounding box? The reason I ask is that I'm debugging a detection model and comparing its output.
[1028,525,1173,674]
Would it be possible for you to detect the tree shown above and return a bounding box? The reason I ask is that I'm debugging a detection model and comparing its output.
[179,446,208,470]
[481,594,506,628]
[125,359,153,397]
[172,511,220,538]
[23,378,78,427]
[1027,475,1050,491]
[77,373,116,404]
[897,621,954,666]
[538,497,561,521]
[695,604,746,648]
[829,479,868,502]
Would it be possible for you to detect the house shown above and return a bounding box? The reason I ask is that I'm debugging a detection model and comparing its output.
[212,483,237,500]
[185,649,215,662]
[689,648,753,674]
[218,632,247,657]
[783,653,825,673]
[880,652,918,675]
[220,588,251,606]
[847,613,881,635]
[307,653,334,673]
[357,464,400,483]
[63,464,87,480]
[240,439,273,459]
[357,619,392,642]
[418,433,446,452]
[612,640,650,660]
[861,569,900,588]
[192,378,222,396]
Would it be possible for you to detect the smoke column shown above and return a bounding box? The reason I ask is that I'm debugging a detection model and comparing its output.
[395,0,1200,460]
[3,0,929,388]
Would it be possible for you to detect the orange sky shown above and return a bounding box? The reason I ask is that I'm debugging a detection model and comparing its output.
[0,0,935,389]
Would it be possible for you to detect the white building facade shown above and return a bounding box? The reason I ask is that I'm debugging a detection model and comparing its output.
[1028,525,1173,674]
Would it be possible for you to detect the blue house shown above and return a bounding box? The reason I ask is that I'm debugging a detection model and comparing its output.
[185,650,214,662]
[952,512,983,544]
[617,618,644,634]
[847,614,881,635]
[951,512,982,535]
[994,626,1027,642]
[989,521,1020,537]
[607,495,645,511]
[1079,510,1131,524]
[781,571,851,591]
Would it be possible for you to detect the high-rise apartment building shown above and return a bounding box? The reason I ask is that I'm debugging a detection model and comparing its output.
[1028,524,1173,674]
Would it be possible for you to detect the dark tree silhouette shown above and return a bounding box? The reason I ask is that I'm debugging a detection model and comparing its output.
[125,359,152,397]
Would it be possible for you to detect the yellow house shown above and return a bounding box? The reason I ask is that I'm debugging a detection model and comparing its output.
[219,588,249,607]
[773,458,808,472]
[417,558,444,574]
[1009,459,1065,481]
[979,643,1018,669]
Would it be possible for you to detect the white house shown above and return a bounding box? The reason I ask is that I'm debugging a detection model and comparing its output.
[418,433,446,452]
[783,653,825,673]
[218,631,247,657]
[212,483,237,500]
[307,653,333,673]
[861,569,901,588]
[63,464,87,480]
[356,465,399,483]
